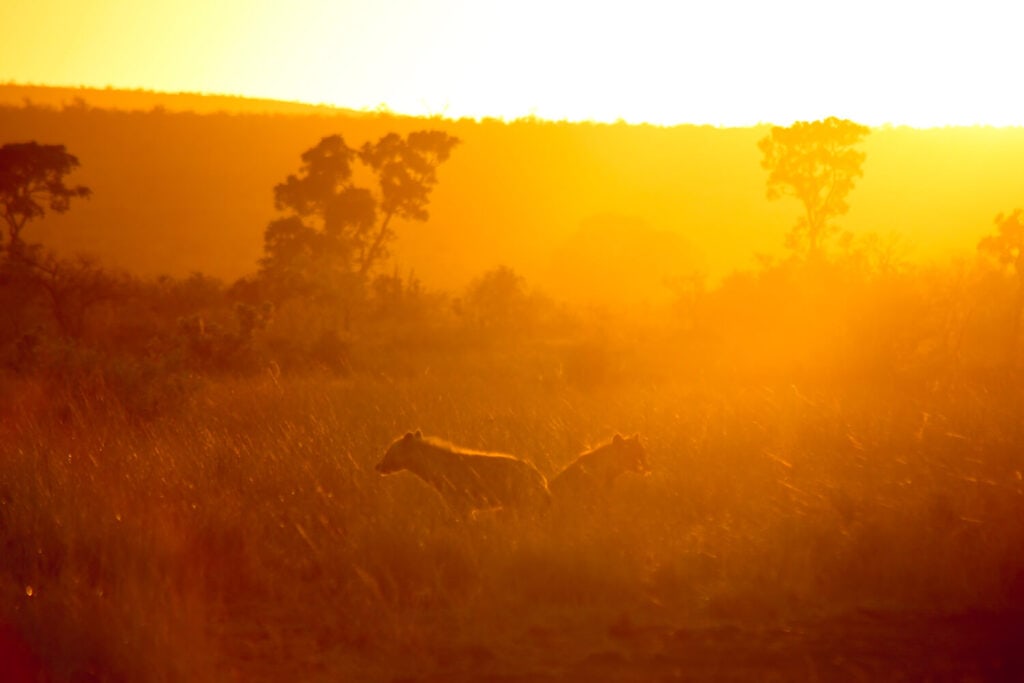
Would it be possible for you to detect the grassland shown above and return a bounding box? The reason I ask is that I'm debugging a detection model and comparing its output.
[2,353,1022,681]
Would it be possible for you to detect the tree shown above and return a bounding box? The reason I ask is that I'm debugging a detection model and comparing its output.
[261,130,459,301]
[0,142,97,339]
[978,209,1024,364]
[758,117,869,260]
[0,142,91,259]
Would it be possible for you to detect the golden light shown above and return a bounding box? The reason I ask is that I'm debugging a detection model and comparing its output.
[1,0,1021,126]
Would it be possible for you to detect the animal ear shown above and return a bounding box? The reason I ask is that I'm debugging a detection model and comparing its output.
[613,433,623,444]
[414,430,423,439]
[403,431,417,441]
[631,433,640,441]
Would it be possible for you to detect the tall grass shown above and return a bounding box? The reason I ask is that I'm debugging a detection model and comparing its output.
[1,365,1022,681]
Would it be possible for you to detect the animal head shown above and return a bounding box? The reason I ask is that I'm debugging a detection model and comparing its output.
[610,433,649,475]
[375,430,423,474]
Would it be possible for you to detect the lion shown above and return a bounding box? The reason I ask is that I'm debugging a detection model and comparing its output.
[376,431,551,516]
[548,433,649,501]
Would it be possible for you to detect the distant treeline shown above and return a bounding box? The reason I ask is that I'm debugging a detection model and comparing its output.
[2,88,1023,301]
[3,91,1024,422]
[0,82,365,116]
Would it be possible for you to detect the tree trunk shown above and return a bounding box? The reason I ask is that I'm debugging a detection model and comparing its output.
[359,211,394,280]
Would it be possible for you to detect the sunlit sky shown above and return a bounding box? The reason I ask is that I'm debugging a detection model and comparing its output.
[2,0,1022,127]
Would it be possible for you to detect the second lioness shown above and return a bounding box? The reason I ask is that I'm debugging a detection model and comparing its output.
[548,433,649,500]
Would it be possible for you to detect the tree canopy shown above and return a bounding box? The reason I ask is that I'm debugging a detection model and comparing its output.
[0,141,91,258]
[758,118,869,259]
[979,209,1024,276]
[262,130,460,301]
[979,209,1024,364]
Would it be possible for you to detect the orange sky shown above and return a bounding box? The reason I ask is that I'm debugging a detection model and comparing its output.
[2,0,1023,127]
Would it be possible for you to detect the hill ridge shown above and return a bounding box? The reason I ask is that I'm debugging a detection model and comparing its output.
[0,82,368,117]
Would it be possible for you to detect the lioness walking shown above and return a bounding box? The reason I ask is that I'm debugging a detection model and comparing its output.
[376,431,551,516]
[549,433,649,501]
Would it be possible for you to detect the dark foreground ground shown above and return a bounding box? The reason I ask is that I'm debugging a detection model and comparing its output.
[381,611,1024,682]
[191,608,1024,683]
[2,585,1022,681]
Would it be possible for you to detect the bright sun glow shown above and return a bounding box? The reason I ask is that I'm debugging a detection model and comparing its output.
[2,0,1022,126]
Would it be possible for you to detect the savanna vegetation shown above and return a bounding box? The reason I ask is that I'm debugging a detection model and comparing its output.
[1,90,1023,681]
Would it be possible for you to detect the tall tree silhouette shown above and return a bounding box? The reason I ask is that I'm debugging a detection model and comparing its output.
[262,130,459,301]
[979,209,1024,364]
[758,118,869,260]
[0,142,108,339]
[0,142,91,259]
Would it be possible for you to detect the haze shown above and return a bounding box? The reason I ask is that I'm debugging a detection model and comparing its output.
[4,2,1024,681]
[4,94,1022,302]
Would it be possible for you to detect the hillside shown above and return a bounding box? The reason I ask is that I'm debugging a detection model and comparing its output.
[0,82,362,116]
[2,85,1023,302]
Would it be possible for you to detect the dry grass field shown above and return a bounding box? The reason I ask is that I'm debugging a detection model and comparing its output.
[2,352,1022,681]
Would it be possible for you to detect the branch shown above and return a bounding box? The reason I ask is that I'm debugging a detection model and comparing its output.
[359,210,395,279]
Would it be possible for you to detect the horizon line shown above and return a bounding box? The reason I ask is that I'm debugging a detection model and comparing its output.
[3,80,1023,131]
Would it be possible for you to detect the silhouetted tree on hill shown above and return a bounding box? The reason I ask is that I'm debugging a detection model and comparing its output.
[260,131,459,307]
[0,141,90,259]
[0,141,102,340]
[758,118,869,260]
[978,209,1024,365]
